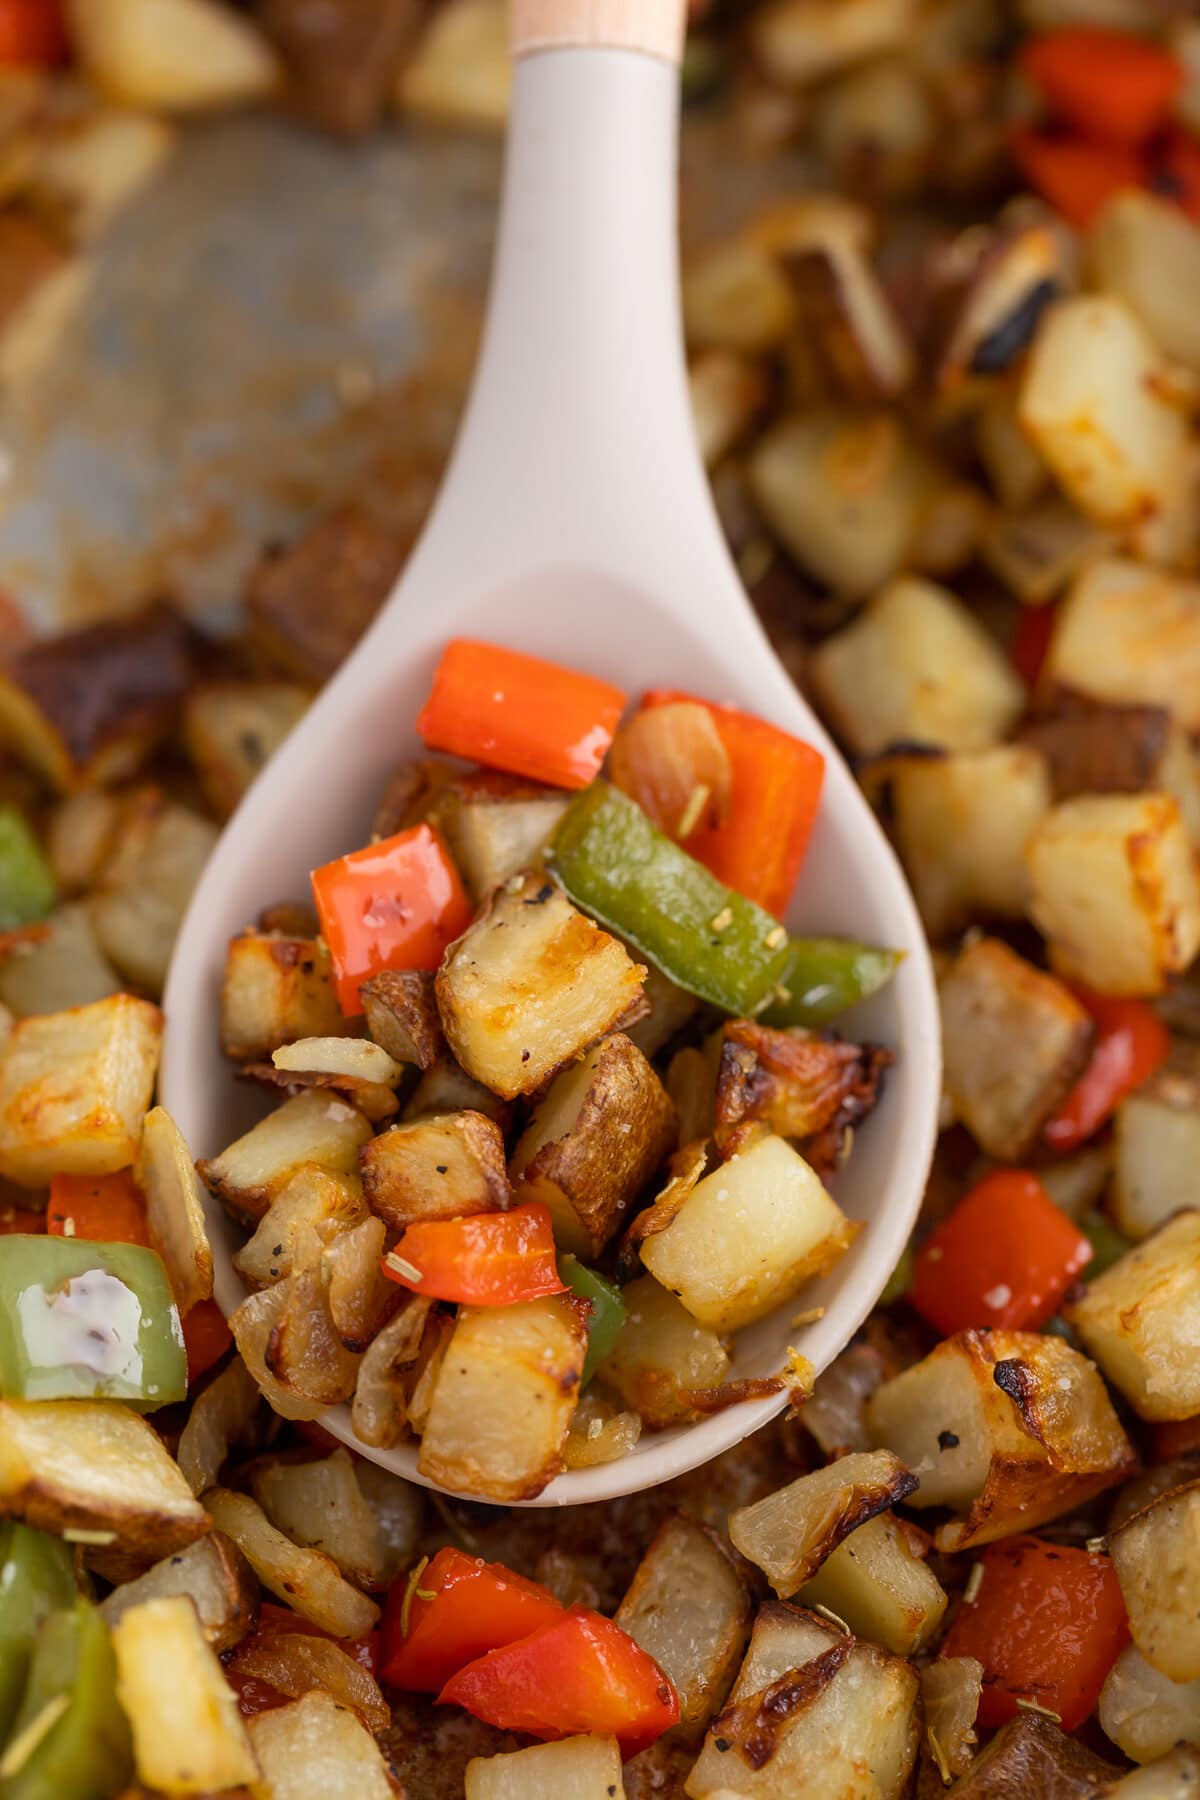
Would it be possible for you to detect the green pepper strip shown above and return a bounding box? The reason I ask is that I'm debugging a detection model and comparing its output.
[878,1244,914,1308]
[1079,1211,1130,1280]
[1,1603,132,1800]
[549,782,791,1016]
[0,1526,76,1746]
[0,1236,186,1410]
[759,937,902,1029]
[0,810,55,933]
[559,1256,628,1385]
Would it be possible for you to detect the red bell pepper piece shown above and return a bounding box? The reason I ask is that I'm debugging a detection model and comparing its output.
[47,1170,151,1247]
[642,689,824,918]
[1021,29,1183,146]
[439,1604,681,1757]
[941,1536,1129,1730]
[1153,128,1200,222]
[226,1601,380,1717]
[910,1169,1092,1336]
[312,821,472,1014]
[379,1548,564,1693]
[1010,127,1145,230]
[1151,1414,1200,1460]
[181,1298,233,1385]
[418,639,626,792]
[0,0,68,66]
[1011,602,1057,691]
[381,1202,566,1306]
[1044,989,1169,1151]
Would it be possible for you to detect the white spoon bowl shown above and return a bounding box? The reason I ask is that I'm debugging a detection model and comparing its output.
[161,0,941,1507]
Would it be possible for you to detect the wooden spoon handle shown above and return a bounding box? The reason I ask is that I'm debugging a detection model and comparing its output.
[510,0,687,65]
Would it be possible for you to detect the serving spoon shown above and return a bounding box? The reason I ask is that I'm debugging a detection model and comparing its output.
[161,0,941,1506]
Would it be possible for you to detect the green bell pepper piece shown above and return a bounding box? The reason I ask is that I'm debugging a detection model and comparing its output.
[0,811,55,933]
[559,1255,628,1385]
[1080,1211,1130,1279]
[759,937,902,1029]
[549,782,791,1016]
[0,1604,132,1800]
[878,1243,914,1308]
[0,1527,76,1745]
[0,1236,186,1409]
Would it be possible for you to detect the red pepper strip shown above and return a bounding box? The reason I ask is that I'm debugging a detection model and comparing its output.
[439,1604,681,1757]
[642,688,824,918]
[1043,990,1169,1151]
[0,1202,45,1235]
[1152,128,1200,222]
[312,821,472,1015]
[181,1298,233,1385]
[1151,1415,1200,1460]
[381,1202,566,1306]
[226,1601,380,1717]
[0,0,68,66]
[47,1170,151,1247]
[1010,127,1146,230]
[1011,602,1058,691]
[910,1170,1092,1336]
[1021,29,1183,146]
[941,1535,1129,1730]
[379,1547,564,1693]
[418,638,626,792]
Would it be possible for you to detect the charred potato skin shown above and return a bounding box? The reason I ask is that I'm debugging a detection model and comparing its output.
[360,968,446,1070]
[728,1449,919,1597]
[246,503,406,684]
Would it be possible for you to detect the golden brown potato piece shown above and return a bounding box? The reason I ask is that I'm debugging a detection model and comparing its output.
[88,794,218,996]
[729,1450,917,1597]
[1113,1060,1200,1241]
[360,968,445,1069]
[1110,1482,1200,1684]
[1065,1210,1200,1422]
[1043,557,1200,731]
[221,929,353,1062]
[436,873,647,1099]
[233,1163,367,1289]
[112,1595,261,1793]
[136,1104,213,1312]
[360,1109,510,1232]
[800,1511,948,1656]
[431,769,570,903]
[247,1689,400,1798]
[0,992,162,1187]
[100,1530,259,1654]
[247,503,405,683]
[183,680,311,818]
[599,1275,730,1429]
[712,1020,888,1171]
[0,603,191,792]
[938,936,1092,1159]
[465,1737,625,1800]
[509,1034,677,1257]
[197,1090,372,1227]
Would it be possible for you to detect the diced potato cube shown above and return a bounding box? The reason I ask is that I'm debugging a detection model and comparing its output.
[112,1594,259,1793]
[233,1163,366,1288]
[433,773,569,903]
[640,1133,856,1332]
[88,797,217,995]
[360,969,444,1069]
[892,746,1052,937]
[183,681,310,818]
[728,1450,917,1596]
[465,1736,625,1800]
[683,240,796,355]
[1100,1643,1200,1765]
[221,930,351,1061]
[1044,559,1200,731]
[247,504,404,685]
[687,1602,919,1799]
[799,1511,948,1655]
[1110,1481,1200,1683]
[0,1398,210,1569]
[69,0,281,112]
[1113,1064,1200,1240]
[600,1276,730,1429]
[510,1034,677,1257]
[197,1091,372,1226]
[100,1532,258,1654]
[864,1329,1135,1551]
[938,937,1091,1158]
[1027,794,1200,996]
[136,1104,213,1312]
[615,1514,751,1743]
[1089,192,1200,374]
[360,1109,509,1232]
[403,1054,512,1128]
[436,873,646,1100]
[1019,693,1200,844]
[397,0,509,130]
[416,1295,588,1502]
[1018,296,1188,527]
[1065,1210,1200,1421]
[248,1689,399,1798]
[809,576,1024,754]
[0,992,161,1187]
[252,1449,387,1590]
[750,0,915,87]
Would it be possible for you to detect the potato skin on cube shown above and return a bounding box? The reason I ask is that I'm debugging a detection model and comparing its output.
[436,872,647,1099]
[360,1109,510,1233]
[1065,1210,1200,1421]
[1110,1481,1200,1684]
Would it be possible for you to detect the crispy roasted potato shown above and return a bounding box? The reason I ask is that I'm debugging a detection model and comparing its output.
[183,681,311,818]
[46,788,122,894]
[248,503,406,681]
[728,1449,917,1597]
[360,1109,509,1232]
[809,575,1024,754]
[799,1511,948,1654]
[69,0,280,109]
[360,969,445,1069]
[0,902,121,1018]
[1111,1481,1200,1683]
[938,936,1092,1159]
[101,1531,258,1654]
[712,1021,887,1167]
[248,1689,400,1797]
[233,1163,366,1289]
[112,1594,260,1792]
[0,604,191,792]
[136,1105,213,1312]
[432,770,570,903]
[465,1736,625,1799]
[615,1513,751,1743]
[1113,1062,1200,1240]
[0,992,161,1187]
[687,1601,920,1799]
[177,1356,264,1497]
[510,1034,677,1258]
[600,1275,730,1428]
[402,1053,513,1129]
[252,1448,388,1590]
[1044,558,1200,731]
[1065,1211,1200,1422]
[0,1398,210,1571]
[864,1329,1136,1551]
[197,1090,372,1226]
[1090,191,1200,374]
[221,930,352,1062]
[417,1294,588,1502]
[203,1488,379,1638]
[1099,1643,1200,1765]
[1027,794,1200,996]
[436,873,647,1099]
[640,1132,857,1332]
[88,795,217,996]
